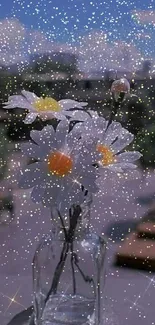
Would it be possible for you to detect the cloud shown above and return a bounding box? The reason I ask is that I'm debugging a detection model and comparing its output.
[27,30,56,54]
[0,19,148,73]
[28,30,74,55]
[0,18,74,65]
[0,18,25,47]
[131,10,155,25]
[77,31,142,73]
[0,18,26,65]
[77,31,109,72]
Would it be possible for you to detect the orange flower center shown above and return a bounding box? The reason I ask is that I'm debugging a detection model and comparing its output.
[97,144,115,166]
[47,151,73,177]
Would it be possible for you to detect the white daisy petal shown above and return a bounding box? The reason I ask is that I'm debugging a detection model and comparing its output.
[71,122,83,130]
[50,111,67,121]
[40,124,55,137]
[19,162,47,189]
[3,104,19,109]
[111,130,134,153]
[113,162,137,170]
[31,184,46,203]
[78,142,101,165]
[81,168,99,193]
[65,110,90,121]
[21,142,48,160]
[67,132,81,151]
[88,110,99,119]
[69,122,89,143]
[106,165,123,173]
[102,121,122,146]
[5,95,25,102]
[42,178,66,208]
[55,120,69,147]
[30,123,66,152]
[82,180,99,193]
[116,151,142,163]
[59,99,88,110]
[79,102,88,107]
[30,125,55,147]
[67,122,88,150]
[38,113,53,121]
[37,111,66,121]
[79,118,107,140]
[21,90,39,103]
[4,96,33,110]
[106,162,136,173]
[95,117,108,131]
[24,112,38,124]
[58,186,83,215]
[30,130,42,145]
[43,180,81,214]
[42,189,57,208]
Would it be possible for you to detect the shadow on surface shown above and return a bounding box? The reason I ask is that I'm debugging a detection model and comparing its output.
[105,220,138,242]
[8,306,33,325]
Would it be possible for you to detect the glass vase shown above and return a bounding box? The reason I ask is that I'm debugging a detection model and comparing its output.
[31,196,106,325]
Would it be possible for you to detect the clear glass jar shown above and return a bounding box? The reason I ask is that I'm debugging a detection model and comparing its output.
[31,195,106,325]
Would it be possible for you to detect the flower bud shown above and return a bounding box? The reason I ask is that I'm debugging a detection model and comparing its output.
[111,78,130,102]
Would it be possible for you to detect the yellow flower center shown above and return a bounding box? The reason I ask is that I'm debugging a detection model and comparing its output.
[34,97,61,112]
[97,144,115,166]
[47,151,73,177]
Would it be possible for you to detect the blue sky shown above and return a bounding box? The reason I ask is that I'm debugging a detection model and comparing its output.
[0,0,155,69]
[0,0,155,47]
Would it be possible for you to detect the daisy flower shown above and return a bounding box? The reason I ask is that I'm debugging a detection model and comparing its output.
[19,120,100,213]
[3,90,89,124]
[74,117,142,173]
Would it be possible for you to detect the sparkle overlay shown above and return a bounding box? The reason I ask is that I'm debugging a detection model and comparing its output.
[0,0,155,322]
[0,287,26,315]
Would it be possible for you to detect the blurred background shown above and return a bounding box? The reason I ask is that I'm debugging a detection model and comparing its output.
[1,1,155,325]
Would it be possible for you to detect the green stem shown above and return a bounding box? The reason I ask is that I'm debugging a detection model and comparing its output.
[71,243,76,295]
[45,241,69,301]
[44,211,68,302]
[107,101,120,128]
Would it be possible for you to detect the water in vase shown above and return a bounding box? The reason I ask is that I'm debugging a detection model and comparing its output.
[41,294,95,325]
